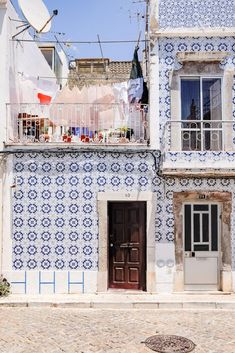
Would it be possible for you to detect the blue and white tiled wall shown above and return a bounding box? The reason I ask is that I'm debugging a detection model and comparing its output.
[9,152,235,293]
[159,36,235,165]
[12,152,156,271]
[159,0,234,28]
[159,36,235,135]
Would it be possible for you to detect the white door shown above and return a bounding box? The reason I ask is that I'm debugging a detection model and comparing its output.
[184,203,220,291]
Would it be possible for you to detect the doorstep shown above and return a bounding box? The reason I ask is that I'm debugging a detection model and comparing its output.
[1,293,235,309]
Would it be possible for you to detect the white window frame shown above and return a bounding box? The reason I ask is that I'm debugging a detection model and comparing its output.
[183,202,221,253]
[179,75,224,151]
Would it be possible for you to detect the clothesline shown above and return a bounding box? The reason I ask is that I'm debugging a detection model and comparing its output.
[18,73,148,82]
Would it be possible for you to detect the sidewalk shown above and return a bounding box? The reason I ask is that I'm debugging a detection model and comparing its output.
[1,292,235,309]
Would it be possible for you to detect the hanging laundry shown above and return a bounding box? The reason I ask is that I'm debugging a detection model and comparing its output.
[128,46,148,104]
[128,46,143,103]
[36,78,59,104]
[128,77,144,104]
[18,74,59,104]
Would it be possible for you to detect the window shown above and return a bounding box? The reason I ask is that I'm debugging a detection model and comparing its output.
[181,77,222,151]
[184,203,219,252]
[40,48,54,69]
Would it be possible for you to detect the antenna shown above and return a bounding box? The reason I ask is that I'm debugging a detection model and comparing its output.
[97,34,108,80]
[12,0,58,39]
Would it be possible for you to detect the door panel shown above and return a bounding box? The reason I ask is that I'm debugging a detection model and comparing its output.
[109,202,146,290]
[185,258,218,285]
[184,203,220,290]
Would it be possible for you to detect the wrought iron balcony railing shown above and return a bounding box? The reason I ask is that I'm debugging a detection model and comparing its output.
[162,120,234,152]
[6,103,148,145]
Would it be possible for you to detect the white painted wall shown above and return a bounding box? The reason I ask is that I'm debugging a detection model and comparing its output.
[0,0,56,277]
[0,0,56,149]
[58,49,69,88]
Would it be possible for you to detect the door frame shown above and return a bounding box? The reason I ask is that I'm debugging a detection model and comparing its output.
[183,201,221,290]
[97,192,155,292]
[173,191,232,292]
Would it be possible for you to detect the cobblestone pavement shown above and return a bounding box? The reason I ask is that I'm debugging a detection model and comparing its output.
[0,308,235,353]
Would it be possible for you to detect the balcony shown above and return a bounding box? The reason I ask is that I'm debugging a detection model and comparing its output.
[162,120,235,174]
[6,103,148,147]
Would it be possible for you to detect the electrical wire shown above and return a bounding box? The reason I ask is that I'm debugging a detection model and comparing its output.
[37,76,134,81]
[11,39,148,44]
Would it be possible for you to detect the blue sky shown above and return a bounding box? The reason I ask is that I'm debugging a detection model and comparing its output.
[11,0,146,61]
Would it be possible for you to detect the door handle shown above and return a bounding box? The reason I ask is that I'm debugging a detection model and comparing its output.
[110,243,114,248]
[120,243,129,248]
[128,243,135,247]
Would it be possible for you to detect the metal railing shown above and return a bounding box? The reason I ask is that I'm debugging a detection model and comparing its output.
[6,103,148,145]
[162,120,234,152]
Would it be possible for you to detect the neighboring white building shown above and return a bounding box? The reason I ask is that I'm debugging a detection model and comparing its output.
[38,43,69,88]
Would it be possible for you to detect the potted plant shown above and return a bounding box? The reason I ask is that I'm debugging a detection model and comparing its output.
[43,127,50,142]
[0,276,10,297]
[67,129,72,143]
[120,126,129,143]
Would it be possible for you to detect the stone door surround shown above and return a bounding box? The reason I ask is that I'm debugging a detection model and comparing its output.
[97,192,155,292]
[173,191,232,292]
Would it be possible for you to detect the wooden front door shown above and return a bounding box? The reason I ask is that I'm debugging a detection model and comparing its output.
[108,202,146,290]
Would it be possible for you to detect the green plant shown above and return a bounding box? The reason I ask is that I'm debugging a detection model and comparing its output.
[0,276,10,297]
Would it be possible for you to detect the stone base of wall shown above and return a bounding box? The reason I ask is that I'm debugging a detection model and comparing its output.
[4,269,235,295]
[3,271,97,294]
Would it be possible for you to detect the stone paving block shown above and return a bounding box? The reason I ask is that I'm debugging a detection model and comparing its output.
[215,302,235,309]
[183,302,216,309]
[158,302,183,308]
[92,302,133,309]
[133,302,159,309]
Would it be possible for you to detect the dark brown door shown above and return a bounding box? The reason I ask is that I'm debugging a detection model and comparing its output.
[108,202,146,290]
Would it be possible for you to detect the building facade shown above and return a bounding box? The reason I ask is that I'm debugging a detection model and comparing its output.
[150,0,235,291]
[0,0,235,294]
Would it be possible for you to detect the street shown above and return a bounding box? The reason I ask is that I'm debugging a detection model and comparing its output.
[0,308,234,353]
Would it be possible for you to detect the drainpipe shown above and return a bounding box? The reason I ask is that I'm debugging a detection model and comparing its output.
[149,1,160,150]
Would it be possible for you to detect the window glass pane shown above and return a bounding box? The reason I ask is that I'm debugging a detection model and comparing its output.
[202,78,222,121]
[194,244,209,251]
[202,213,209,242]
[211,205,218,251]
[184,205,191,251]
[181,78,201,121]
[194,205,209,211]
[193,213,200,243]
[181,78,201,151]
[202,78,222,150]
[40,49,53,69]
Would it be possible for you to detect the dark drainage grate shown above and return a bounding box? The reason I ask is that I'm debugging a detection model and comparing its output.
[143,335,196,353]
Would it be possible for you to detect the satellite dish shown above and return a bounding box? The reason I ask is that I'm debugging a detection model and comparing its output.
[12,0,58,39]
[18,0,52,32]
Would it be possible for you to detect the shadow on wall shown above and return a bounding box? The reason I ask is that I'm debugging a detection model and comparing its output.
[0,8,6,34]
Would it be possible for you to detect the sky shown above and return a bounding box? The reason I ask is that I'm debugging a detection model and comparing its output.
[11,0,146,61]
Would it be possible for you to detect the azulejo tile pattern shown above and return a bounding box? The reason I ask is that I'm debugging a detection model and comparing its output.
[12,152,156,271]
[159,36,235,128]
[159,36,235,155]
[166,152,235,164]
[159,0,234,28]
[13,152,235,271]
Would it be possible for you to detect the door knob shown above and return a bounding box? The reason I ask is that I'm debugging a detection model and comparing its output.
[110,243,114,247]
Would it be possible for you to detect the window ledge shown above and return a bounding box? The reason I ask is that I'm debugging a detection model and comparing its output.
[176,51,229,63]
[3,143,149,153]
